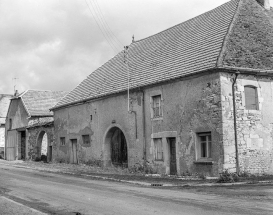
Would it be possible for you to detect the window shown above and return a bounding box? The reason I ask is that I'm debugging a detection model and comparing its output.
[197,133,211,159]
[60,137,65,146]
[152,95,162,118]
[82,135,91,145]
[244,86,258,110]
[154,138,163,161]
[9,118,12,130]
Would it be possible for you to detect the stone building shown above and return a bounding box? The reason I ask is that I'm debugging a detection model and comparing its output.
[0,94,13,158]
[52,0,273,176]
[5,90,67,161]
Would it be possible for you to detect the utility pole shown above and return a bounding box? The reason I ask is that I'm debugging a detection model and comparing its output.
[124,45,130,112]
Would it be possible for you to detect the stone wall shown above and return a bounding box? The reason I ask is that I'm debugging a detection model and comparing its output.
[144,72,223,176]
[221,72,273,174]
[27,125,54,161]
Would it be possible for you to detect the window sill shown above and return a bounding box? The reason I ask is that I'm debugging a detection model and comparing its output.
[152,117,163,121]
[194,160,214,165]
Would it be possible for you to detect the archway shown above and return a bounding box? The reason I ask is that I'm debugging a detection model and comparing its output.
[104,126,128,167]
[37,131,48,162]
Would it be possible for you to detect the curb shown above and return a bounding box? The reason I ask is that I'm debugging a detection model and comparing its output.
[3,162,273,188]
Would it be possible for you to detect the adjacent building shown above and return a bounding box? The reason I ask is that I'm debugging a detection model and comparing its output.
[0,94,13,158]
[51,0,273,176]
[5,90,67,161]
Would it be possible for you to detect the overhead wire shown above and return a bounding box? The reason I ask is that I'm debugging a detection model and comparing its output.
[88,0,120,51]
[92,0,124,47]
[84,0,119,52]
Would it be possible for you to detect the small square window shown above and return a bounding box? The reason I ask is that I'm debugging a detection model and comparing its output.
[197,133,212,159]
[152,95,162,118]
[82,135,90,145]
[154,138,163,161]
[60,137,65,146]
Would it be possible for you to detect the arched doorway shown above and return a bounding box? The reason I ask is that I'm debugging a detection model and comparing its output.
[37,131,48,162]
[104,127,128,167]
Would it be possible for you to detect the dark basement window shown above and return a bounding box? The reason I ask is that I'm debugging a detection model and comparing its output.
[82,135,91,145]
[60,137,66,146]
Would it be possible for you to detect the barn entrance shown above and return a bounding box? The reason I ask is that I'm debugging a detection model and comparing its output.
[37,131,48,162]
[19,131,26,160]
[105,127,128,167]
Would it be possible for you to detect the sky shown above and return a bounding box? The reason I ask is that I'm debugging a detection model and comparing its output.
[0,0,272,95]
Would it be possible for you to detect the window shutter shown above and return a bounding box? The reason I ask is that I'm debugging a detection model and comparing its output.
[245,86,258,110]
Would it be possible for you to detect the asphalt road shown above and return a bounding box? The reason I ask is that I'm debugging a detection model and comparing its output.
[0,164,272,215]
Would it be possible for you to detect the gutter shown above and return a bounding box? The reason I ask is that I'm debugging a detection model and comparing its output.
[232,71,240,175]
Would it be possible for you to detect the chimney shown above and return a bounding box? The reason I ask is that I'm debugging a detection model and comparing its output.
[257,0,271,10]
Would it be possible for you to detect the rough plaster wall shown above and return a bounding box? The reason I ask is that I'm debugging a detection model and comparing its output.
[144,72,224,176]
[53,92,144,167]
[0,127,4,148]
[6,99,29,130]
[221,72,273,174]
[28,126,54,160]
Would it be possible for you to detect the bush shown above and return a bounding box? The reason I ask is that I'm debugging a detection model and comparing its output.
[217,170,240,183]
[34,157,41,162]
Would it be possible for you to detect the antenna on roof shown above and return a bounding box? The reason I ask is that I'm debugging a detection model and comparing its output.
[12,77,19,96]
[132,35,135,43]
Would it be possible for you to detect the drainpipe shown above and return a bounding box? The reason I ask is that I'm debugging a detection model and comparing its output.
[130,111,137,139]
[232,71,240,175]
[142,91,147,166]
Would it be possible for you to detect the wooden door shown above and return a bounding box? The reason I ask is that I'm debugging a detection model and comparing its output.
[71,139,77,164]
[6,130,17,161]
[20,131,26,160]
[48,146,52,162]
[169,138,177,175]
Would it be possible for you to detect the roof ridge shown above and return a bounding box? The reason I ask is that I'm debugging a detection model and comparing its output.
[24,89,67,93]
[216,0,242,67]
[134,0,239,44]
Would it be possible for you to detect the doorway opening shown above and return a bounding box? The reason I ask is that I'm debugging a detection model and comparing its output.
[105,127,128,167]
[20,131,26,160]
[70,139,78,164]
[37,131,48,162]
[168,137,177,175]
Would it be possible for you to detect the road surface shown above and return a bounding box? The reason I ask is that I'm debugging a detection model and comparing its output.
[0,164,272,215]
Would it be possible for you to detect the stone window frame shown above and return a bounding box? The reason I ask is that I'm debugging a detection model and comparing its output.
[151,131,178,175]
[153,138,163,161]
[82,134,91,145]
[150,90,163,120]
[195,132,213,163]
[244,86,259,110]
[60,137,65,146]
[240,80,262,111]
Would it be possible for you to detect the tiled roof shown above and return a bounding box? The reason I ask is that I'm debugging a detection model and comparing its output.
[0,94,13,124]
[221,0,273,69]
[19,90,68,116]
[27,117,54,128]
[54,0,255,109]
